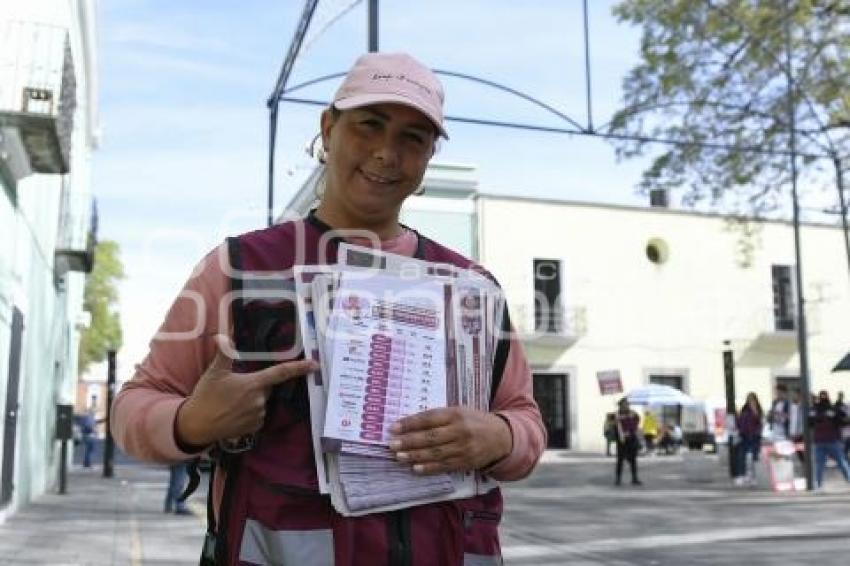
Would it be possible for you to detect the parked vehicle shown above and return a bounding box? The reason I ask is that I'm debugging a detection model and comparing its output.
[682,399,728,451]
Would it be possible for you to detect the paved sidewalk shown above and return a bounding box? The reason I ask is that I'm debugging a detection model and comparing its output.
[0,462,207,565]
[1,450,848,565]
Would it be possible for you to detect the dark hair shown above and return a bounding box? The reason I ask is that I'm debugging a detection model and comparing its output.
[742,392,763,417]
[776,384,788,393]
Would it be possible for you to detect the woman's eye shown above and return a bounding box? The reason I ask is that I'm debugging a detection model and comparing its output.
[404,132,426,145]
[360,119,381,129]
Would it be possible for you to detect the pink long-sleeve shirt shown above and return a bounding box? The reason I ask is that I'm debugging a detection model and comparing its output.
[112,230,545,512]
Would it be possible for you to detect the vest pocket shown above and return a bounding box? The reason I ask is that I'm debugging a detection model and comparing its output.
[455,492,503,562]
[239,480,335,565]
[250,477,332,529]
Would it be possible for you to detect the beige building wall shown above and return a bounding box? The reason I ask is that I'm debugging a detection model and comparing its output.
[477,195,850,451]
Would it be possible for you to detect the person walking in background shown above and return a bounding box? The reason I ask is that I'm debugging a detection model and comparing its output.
[164,462,192,515]
[835,392,850,459]
[809,390,850,489]
[79,409,96,468]
[768,384,790,441]
[789,389,805,463]
[734,392,763,486]
[641,409,659,455]
[615,398,642,486]
[604,412,617,456]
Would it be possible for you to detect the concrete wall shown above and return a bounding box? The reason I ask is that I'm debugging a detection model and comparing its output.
[0,0,97,520]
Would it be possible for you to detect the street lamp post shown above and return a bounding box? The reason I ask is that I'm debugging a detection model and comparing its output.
[102,350,116,478]
[783,0,814,490]
[722,342,736,479]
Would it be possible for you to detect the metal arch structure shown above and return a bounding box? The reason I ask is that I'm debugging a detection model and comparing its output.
[265,0,847,282]
[265,0,320,228]
[265,0,843,226]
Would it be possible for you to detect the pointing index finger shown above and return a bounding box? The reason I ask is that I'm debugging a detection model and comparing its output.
[250,358,318,389]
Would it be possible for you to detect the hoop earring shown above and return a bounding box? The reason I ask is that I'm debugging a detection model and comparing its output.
[306,133,327,164]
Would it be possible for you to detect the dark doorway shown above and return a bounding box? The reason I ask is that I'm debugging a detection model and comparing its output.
[2,307,24,507]
[775,375,800,395]
[533,373,569,448]
[649,374,684,427]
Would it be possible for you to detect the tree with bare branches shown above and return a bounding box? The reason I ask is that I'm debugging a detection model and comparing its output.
[608,0,849,215]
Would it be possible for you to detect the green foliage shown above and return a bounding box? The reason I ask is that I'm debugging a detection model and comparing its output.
[78,240,125,374]
[609,0,849,213]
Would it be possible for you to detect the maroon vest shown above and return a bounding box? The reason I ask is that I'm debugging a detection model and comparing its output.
[212,213,508,566]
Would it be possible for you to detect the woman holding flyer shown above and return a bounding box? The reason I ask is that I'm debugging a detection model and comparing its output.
[111,51,545,565]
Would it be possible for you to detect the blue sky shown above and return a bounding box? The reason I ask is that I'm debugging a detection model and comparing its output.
[90,1,669,372]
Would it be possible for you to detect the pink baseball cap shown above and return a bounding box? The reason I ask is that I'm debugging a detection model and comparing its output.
[332,52,448,139]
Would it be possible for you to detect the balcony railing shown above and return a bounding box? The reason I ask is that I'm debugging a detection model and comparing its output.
[55,188,96,276]
[0,20,76,176]
[738,304,821,354]
[511,303,587,347]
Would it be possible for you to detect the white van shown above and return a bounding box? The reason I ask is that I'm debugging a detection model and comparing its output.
[681,399,728,451]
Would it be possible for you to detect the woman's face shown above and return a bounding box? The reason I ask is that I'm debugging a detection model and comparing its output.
[320,102,436,231]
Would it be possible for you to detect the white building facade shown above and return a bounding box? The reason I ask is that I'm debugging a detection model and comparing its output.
[0,0,98,520]
[478,194,849,451]
[285,162,850,453]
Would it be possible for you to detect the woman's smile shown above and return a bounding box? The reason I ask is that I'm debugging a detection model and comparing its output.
[358,167,401,187]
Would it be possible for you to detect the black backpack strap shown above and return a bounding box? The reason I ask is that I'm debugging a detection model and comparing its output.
[490,305,512,406]
[179,458,201,502]
[198,456,218,565]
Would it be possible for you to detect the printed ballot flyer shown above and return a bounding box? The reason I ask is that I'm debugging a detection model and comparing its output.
[293,243,504,516]
[322,274,448,448]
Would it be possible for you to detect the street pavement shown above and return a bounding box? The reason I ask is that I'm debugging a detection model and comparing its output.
[1,449,850,565]
[502,450,850,565]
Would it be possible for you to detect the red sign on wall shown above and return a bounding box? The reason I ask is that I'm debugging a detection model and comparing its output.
[597,370,623,395]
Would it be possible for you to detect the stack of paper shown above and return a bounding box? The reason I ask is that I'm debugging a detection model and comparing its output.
[294,243,505,516]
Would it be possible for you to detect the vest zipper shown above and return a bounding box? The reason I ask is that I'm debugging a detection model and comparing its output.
[387,509,412,566]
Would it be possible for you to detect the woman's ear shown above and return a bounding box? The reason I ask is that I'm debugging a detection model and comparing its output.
[320,108,336,150]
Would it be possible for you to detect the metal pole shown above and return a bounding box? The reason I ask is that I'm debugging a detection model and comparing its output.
[833,155,850,278]
[267,104,278,228]
[265,0,320,227]
[581,0,593,132]
[103,350,116,478]
[722,343,736,478]
[368,0,378,52]
[59,438,68,494]
[784,0,814,490]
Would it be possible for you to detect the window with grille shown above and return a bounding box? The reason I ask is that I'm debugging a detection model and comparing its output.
[771,265,796,331]
[533,258,562,333]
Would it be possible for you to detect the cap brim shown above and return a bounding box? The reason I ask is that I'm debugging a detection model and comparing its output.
[334,93,449,139]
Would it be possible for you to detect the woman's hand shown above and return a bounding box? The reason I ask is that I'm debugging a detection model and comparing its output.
[176,335,317,449]
[388,407,513,475]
